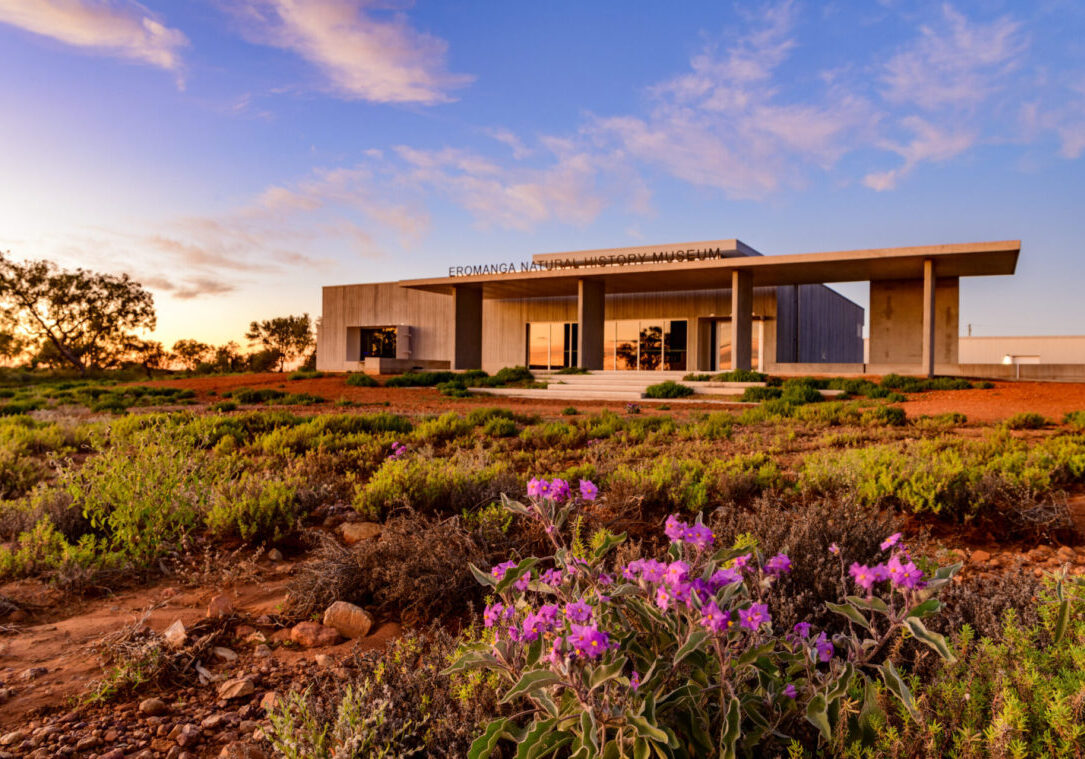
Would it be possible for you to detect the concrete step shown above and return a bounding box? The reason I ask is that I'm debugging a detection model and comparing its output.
[469,387,646,401]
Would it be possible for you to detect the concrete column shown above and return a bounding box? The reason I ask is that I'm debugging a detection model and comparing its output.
[731,269,753,371]
[921,259,935,378]
[452,284,483,370]
[577,279,605,370]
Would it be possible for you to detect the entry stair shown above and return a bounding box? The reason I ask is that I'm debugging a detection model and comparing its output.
[469,371,766,403]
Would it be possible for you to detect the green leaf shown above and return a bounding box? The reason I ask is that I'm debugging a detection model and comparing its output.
[903,616,956,662]
[501,670,564,704]
[719,695,742,759]
[734,641,775,668]
[1055,573,1070,644]
[907,598,941,618]
[673,630,711,667]
[846,595,890,614]
[588,660,627,691]
[826,601,871,630]
[441,647,501,676]
[827,663,855,702]
[878,661,919,720]
[628,715,669,744]
[634,738,650,759]
[517,719,572,759]
[495,557,540,594]
[470,718,524,759]
[469,562,498,588]
[805,694,832,742]
[592,531,627,560]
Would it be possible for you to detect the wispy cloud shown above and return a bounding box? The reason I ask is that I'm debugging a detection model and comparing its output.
[229,0,472,103]
[881,4,1027,110]
[590,1,878,199]
[863,116,976,190]
[0,0,187,80]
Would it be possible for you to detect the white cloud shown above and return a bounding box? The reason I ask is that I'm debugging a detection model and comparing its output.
[230,0,472,104]
[0,0,187,76]
[591,1,878,199]
[881,4,1027,110]
[863,116,975,190]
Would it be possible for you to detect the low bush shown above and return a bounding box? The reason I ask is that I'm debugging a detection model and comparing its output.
[384,371,458,388]
[644,380,695,399]
[1004,411,1048,430]
[713,369,768,382]
[520,421,586,449]
[353,456,516,520]
[413,411,476,443]
[880,374,973,393]
[1064,410,1085,430]
[209,400,237,413]
[562,406,579,415]
[607,454,785,513]
[344,372,379,387]
[436,379,472,398]
[230,388,287,404]
[555,367,589,375]
[205,472,302,544]
[0,399,44,416]
[481,417,518,438]
[289,370,327,380]
[740,386,782,402]
[268,628,503,759]
[913,412,967,430]
[682,373,713,382]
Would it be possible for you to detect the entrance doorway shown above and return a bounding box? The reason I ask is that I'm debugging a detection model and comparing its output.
[710,319,762,371]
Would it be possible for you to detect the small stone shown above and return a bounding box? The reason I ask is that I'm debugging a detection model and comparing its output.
[259,691,279,712]
[140,697,168,716]
[217,678,255,701]
[267,549,284,562]
[75,735,100,751]
[1057,545,1077,562]
[268,629,293,644]
[969,549,991,564]
[164,620,187,648]
[244,632,268,646]
[290,622,341,648]
[103,728,119,742]
[234,625,258,638]
[219,744,268,759]
[19,667,46,681]
[201,714,228,730]
[213,647,238,662]
[253,645,272,659]
[314,654,333,667]
[176,724,201,748]
[0,732,26,747]
[238,720,259,735]
[337,521,382,545]
[208,595,234,619]
[101,750,125,759]
[322,601,373,639]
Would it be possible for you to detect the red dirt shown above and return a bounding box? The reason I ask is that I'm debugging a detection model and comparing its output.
[137,372,1085,423]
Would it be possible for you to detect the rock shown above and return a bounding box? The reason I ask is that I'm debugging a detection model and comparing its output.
[337,521,382,545]
[175,724,201,748]
[238,720,259,735]
[213,647,239,662]
[290,622,341,648]
[268,629,293,644]
[322,601,373,639]
[101,750,125,759]
[267,549,284,562]
[75,735,100,751]
[314,654,333,667]
[201,714,228,730]
[19,667,47,681]
[1057,545,1077,562]
[164,620,187,648]
[0,732,26,747]
[217,678,255,701]
[139,697,168,716]
[969,549,991,564]
[219,742,267,759]
[103,728,119,742]
[244,632,268,646]
[234,625,257,638]
[208,595,234,619]
[253,645,272,659]
[259,691,279,712]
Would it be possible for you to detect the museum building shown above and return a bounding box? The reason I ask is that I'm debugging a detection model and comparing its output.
[316,239,1020,377]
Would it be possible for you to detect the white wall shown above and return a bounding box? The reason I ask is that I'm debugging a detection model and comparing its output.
[958,336,1085,364]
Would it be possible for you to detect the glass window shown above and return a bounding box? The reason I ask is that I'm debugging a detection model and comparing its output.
[360,327,397,359]
[614,320,639,370]
[664,320,687,371]
[528,323,550,369]
[563,323,579,369]
[638,322,664,370]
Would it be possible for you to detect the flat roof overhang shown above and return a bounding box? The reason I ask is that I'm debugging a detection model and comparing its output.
[399,241,1020,299]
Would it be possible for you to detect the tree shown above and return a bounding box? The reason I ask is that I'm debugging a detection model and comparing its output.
[127,339,168,379]
[211,342,245,373]
[0,251,156,373]
[171,339,211,372]
[245,314,314,372]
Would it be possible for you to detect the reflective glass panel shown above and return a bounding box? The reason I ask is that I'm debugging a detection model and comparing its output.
[664,320,687,371]
[614,320,639,370]
[528,323,550,369]
[638,322,664,370]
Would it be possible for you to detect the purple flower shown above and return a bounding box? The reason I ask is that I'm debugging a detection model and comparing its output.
[388,442,407,461]
[546,636,565,664]
[491,560,517,580]
[783,683,798,699]
[738,603,770,631]
[765,553,792,576]
[880,532,903,552]
[568,624,611,659]
[527,478,549,499]
[814,632,834,662]
[672,581,693,606]
[521,604,560,641]
[793,622,812,639]
[664,561,690,587]
[829,542,840,555]
[630,670,641,692]
[579,479,598,501]
[549,478,571,503]
[514,572,532,592]
[541,568,564,586]
[640,559,667,584]
[687,523,715,550]
[564,600,594,623]
[622,559,643,581]
[732,553,752,571]
[664,514,686,542]
[871,563,890,583]
[484,603,513,628]
[655,586,673,611]
[709,568,742,591]
[701,602,733,634]
[849,562,877,591]
[887,554,924,589]
[597,572,613,586]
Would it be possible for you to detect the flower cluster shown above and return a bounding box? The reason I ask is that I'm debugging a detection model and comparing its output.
[387,441,407,461]
[526,477,598,503]
[849,532,923,592]
[663,514,714,549]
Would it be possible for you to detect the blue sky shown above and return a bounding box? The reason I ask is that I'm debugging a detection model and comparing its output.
[0,0,1082,347]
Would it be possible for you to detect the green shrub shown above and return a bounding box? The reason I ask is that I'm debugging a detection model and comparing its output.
[205,472,302,543]
[289,370,327,380]
[0,400,44,416]
[859,404,907,426]
[607,454,784,512]
[712,369,768,382]
[740,386,783,402]
[481,417,518,438]
[210,400,238,413]
[352,456,516,519]
[684,412,734,440]
[436,380,472,398]
[1064,410,1085,430]
[779,380,823,405]
[1004,412,1048,430]
[520,421,586,449]
[384,371,458,388]
[231,388,287,404]
[344,372,379,387]
[643,380,694,399]
[682,373,713,382]
[562,406,579,416]
[913,412,967,431]
[555,366,589,375]
[413,412,475,443]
